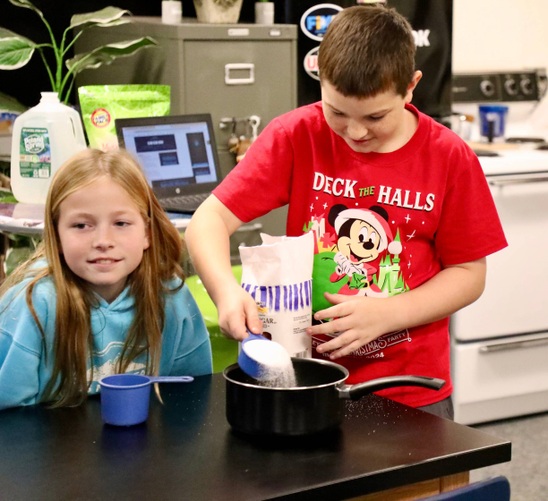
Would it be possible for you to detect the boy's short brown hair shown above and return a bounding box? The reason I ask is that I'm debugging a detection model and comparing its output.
[318,6,416,98]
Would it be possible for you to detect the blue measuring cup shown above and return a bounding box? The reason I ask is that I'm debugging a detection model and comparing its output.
[238,331,292,381]
[99,374,194,426]
[238,332,271,379]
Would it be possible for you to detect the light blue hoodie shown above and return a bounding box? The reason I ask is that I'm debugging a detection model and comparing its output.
[0,275,212,410]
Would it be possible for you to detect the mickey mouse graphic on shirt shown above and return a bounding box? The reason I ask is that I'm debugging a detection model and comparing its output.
[328,203,403,296]
[309,204,413,357]
[328,203,402,296]
[312,204,405,313]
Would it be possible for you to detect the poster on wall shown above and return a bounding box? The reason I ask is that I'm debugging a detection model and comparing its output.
[282,0,355,106]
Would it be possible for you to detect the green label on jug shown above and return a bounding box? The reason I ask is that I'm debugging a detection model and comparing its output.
[19,127,52,179]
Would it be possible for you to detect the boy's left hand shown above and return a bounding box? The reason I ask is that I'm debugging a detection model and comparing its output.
[306,292,393,359]
[307,259,487,360]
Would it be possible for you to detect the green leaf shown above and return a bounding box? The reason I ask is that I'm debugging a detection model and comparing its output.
[8,0,44,17]
[0,91,27,112]
[65,37,157,74]
[0,29,36,70]
[69,7,132,30]
[2,2,154,102]
[92,19,132,29]
[0,191,18,203]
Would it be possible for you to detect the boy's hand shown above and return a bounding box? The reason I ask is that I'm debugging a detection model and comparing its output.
[216,282,262,341]
[306,259,487,359]
[306,292,392,359]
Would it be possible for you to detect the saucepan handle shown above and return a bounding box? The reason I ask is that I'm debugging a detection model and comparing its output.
[338,375,445,400]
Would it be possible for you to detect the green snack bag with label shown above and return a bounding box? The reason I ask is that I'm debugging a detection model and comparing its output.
[78,85,171,151]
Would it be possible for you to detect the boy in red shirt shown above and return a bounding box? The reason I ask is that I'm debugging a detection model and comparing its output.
[185,6,507,418]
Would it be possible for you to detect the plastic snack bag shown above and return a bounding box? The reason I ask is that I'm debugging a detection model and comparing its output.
[78,84,170,151]
[239,232,314,358]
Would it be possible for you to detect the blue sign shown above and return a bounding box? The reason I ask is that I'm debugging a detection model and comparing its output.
[300,3,343,42]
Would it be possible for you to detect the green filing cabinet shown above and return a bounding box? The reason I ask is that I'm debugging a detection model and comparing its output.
[74,17,297,178]
[75,17,295,237]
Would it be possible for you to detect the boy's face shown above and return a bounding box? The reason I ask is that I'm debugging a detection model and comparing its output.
[321,73,421,154]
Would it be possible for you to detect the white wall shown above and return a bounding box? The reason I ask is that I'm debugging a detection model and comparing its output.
[453,0,548,72]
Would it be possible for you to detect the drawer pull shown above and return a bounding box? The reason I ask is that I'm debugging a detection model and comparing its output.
[480,336,548,353]
[488,173,548,186]
[225,63,255,85]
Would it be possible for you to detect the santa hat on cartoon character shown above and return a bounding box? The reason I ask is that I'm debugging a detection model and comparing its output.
[333,206,403,255]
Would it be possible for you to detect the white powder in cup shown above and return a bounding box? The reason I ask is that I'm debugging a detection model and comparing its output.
[243,339,297,388]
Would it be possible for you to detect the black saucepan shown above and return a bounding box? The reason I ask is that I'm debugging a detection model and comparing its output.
[223,358,445,436]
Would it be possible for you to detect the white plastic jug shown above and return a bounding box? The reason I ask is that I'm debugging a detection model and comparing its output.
[10,92,87,204]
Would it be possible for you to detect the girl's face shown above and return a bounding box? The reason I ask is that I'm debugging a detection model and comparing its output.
[57,176,150,302]
[321,74,421,154]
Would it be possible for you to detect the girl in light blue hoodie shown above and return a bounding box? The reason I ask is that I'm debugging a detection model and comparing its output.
[0,148,212,410]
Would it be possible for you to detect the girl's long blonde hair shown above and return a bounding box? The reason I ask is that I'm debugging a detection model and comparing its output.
[0,148,185,407]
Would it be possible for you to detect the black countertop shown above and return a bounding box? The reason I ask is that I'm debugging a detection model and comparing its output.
[0,374,511,500]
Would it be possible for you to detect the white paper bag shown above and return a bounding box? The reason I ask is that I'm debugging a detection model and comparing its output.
[239,232,314,358]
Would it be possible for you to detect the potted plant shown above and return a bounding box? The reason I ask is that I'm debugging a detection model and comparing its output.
[0,0,157,104]
[193,0,244,24]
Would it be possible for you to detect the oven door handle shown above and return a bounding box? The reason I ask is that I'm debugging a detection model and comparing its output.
[488,173,548,186]
[479,336,548,353]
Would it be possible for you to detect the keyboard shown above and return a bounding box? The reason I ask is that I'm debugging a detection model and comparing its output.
[160,193,209,213]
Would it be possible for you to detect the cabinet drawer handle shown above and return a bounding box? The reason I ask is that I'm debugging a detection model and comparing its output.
[225,63,255,85]
[480,336,548,353]
[488,173,548,186]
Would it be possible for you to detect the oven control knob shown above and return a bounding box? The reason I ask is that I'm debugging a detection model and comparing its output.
[504,78,518,96]
[520,77,534,96]
[480,79,496,97]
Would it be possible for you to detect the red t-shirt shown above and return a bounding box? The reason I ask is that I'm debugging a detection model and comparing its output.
[214,103,507,407]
